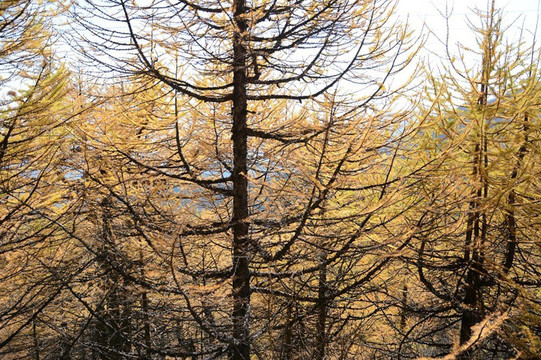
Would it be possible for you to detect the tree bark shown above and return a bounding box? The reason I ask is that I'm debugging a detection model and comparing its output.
[314,254,328,360]
[230,0,250,359]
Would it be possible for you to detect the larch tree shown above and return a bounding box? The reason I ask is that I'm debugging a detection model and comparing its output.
[0,0,81,357]
[67,0,426,359]
[405,3,541,359]
[2,1,538,359]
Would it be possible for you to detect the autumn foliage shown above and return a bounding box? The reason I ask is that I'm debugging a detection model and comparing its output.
[0,0,539,359]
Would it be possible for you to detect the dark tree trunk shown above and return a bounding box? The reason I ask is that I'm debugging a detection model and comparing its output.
[459,56,490,359]
[93,197,132,360]
[503,115,529,273]
[230,0,250,359]
[32,315,40,360]
[314,254,328,360]
[281,302,293,360]
[140,251,151,360]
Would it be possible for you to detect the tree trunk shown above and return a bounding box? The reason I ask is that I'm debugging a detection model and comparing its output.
[281,302,293,360]
[314,254,328,360]
[504,115,529,273]
[459,55,489,359]
[140,251,151,360]
[230,0,250,358]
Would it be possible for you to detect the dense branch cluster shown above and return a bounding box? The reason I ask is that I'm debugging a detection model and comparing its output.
[0,0,539,359]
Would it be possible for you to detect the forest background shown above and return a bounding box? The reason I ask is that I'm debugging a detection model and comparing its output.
[0,0,540,359]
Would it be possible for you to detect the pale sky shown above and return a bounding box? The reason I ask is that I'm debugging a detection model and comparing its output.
[397,0,541,49]
[387,0,541,91]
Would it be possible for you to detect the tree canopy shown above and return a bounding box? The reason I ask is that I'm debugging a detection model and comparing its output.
[0,0,539,359]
